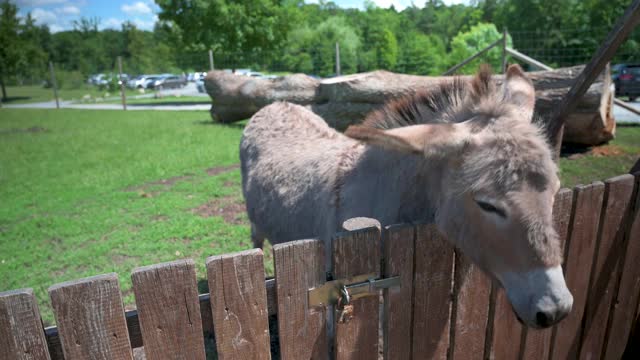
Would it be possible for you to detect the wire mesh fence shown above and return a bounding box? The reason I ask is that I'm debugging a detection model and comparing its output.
[1,27,638,110]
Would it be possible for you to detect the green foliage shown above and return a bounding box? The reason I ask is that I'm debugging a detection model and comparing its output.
[309,17,360,76]
[396,32,447,75]
[448,23,511,74]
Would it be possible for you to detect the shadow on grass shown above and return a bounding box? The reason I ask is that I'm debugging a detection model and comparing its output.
[127,101,211,106]
[192,119,246,129]
[2,96,33,103]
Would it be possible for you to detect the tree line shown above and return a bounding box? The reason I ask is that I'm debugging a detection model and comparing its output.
[1,0,638,99]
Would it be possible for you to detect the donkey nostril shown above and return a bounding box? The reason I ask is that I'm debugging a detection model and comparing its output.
[536,311,552,327]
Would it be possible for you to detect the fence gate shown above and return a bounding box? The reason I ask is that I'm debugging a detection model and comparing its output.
[1,173,639,359]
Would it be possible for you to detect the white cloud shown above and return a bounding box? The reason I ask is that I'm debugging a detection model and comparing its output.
[121,1,152,15]
[55,5,80,15]
[14,0,68,6]
[102,17,123,29]
[31,8,57,25]
[133,16,156,30]
[49,24,64,32]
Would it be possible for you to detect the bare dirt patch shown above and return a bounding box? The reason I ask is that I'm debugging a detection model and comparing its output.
[565,144,626,160]
[191,196,247,225]
[205,163,240,176]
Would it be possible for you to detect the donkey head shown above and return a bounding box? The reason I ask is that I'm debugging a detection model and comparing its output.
[345,65,572,328]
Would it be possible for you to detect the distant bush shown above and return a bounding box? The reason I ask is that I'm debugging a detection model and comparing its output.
[43,70,85,90]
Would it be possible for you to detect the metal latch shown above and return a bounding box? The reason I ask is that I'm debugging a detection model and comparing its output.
[308,273,401,307]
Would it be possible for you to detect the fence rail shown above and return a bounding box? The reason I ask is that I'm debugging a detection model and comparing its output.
[1,172,639,360]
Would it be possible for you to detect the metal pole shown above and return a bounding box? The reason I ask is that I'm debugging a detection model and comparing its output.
[48,61,59,109]
[501,29,508,73]
[118,56,127,111]
[209,50,214,71]
[442,38,502,75]
[335,42,341,76]
[548,0,640,155]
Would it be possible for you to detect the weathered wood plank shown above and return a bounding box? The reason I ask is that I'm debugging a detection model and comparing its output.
[49,274,132,360]
[603,174,640,360]
[273,239,327,360]
[450,251,492,360]
[579,175,635,359]
[382,224,415,360]
[488,288,524,360]
[550,182,605,360]
[207,249,271,359]
[411,223,454,360]
[0,288,51,360]
[521,188,573,360]
[333,220,381,360]
[131,259,205,360]
[42,278,278,358]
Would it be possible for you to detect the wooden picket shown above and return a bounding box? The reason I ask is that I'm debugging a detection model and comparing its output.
[0,174,639,360]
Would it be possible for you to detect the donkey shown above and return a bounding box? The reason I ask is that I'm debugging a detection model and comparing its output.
[240,64,573,328]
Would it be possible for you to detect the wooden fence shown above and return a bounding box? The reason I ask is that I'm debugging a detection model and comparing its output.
[1,172,639,360]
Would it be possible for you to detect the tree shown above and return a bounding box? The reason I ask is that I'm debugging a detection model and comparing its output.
[448,22,511,74]
[308,17,360,76]
[155,0,294,69]
[0,1,23,99]
[397,31,446,75]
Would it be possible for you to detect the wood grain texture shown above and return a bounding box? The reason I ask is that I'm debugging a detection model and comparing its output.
[579,175,635,359]
[488,288,524,360]
[48,273,132,360]
[449,251,492,360]
[382,224,415,360]
[273,239,327,360]
[411,224,454,360]
[0,288,51,360]
[131,259,205,360]
[522,188,573,360]
[550,182,605,360]
[603,174,640,360]
[207,249,271,360]
[333,222,381,360]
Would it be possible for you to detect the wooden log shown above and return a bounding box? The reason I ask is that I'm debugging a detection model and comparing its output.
[207,249,271,360]
[273,239,327,360]
[550,182,605,360]
[382,224,415,360]
[0,288,51,360]
[333,220,381,360]
[205,66,614,145]
[131,259,205,360]
[521,188,573,360]
[49,274,133,360]
[411,224,454,360]
[579,175,635,359]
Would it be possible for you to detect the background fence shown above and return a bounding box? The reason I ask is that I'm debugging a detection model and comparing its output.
[2,171,639,360]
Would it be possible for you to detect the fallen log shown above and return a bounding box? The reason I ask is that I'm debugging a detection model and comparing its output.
[205,66,614,145]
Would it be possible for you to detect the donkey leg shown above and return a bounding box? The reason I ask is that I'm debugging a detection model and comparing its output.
[251,223,266,249]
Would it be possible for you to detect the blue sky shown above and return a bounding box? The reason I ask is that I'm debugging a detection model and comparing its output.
[14,0,470,33]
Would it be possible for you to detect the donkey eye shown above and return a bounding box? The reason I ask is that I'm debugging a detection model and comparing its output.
[475,200,507,218]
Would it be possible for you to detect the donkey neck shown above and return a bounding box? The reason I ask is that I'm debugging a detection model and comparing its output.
[338,144,448,226]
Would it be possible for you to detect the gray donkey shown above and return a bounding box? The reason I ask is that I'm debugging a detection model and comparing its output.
[240,65,573,328]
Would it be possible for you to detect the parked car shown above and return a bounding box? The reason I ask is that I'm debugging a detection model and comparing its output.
[612,63,640,101]
[148,75,188,90]
[128,75,157,89]
[196,77,206,93]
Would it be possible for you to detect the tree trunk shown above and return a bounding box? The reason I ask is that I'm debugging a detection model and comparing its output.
[0,73,7,101]
[205,66,614,146]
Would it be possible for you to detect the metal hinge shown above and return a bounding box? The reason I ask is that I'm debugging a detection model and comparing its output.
[308,273,401,308]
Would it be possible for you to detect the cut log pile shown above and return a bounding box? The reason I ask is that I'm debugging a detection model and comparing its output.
[204,66,614,145]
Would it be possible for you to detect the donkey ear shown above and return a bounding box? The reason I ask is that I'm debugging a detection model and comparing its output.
[503,64,535,120]
[345,123,470,156]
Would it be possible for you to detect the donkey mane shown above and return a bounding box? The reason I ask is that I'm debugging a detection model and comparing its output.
[361,65,507,130]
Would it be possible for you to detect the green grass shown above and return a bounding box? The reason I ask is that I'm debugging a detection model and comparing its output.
[559,124,640,188]
[2,85,139,104]
[0,109,259,325]
[0,108,637,326]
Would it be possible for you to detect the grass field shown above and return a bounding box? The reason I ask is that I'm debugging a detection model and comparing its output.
[0,108,638,325]
[2,85,139,104]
